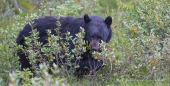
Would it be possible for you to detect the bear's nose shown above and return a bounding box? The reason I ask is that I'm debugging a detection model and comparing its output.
[90,42,99,51]
[92,46,98,51]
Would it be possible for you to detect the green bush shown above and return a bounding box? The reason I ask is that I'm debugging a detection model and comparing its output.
[112,0,170,80]
[0,0,170,86]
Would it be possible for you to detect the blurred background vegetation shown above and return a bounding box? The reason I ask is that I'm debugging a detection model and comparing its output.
[0,0,170,86]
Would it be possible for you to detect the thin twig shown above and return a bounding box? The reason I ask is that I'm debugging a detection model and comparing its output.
[103,59,112,82]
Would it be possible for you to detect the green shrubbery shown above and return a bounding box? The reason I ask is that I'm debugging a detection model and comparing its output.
[0,0,170,86]
[110,0,170,82]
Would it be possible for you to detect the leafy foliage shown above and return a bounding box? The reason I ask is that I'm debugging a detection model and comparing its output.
[113,0,170,80]
[0,0,170,86]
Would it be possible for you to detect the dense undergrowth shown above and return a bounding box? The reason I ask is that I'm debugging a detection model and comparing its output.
[0,0,169,86]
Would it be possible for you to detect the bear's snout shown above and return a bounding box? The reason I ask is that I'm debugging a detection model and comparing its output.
[90,39,100,51]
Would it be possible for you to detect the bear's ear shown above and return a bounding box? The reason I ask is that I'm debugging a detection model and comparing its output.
[84,14,91,23]
[105,16,112,26]
[106,28,112,43]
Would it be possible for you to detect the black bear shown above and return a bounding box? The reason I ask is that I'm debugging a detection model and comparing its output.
[16,14,112,76]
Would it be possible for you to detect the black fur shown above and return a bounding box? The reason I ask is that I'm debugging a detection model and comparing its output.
[16,14,112,76]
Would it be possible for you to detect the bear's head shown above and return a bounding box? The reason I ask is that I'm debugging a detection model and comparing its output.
[83,14,112,51]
